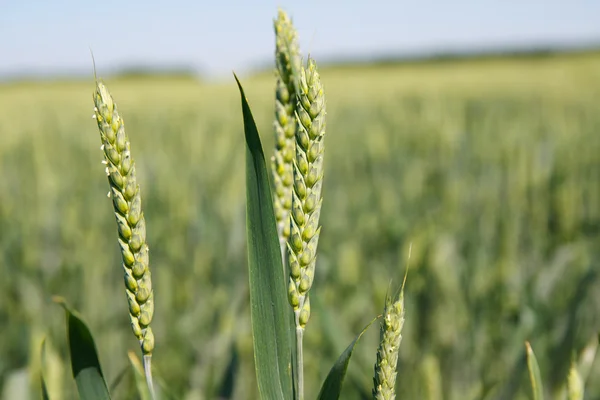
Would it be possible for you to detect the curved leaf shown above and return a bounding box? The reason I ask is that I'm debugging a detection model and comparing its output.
[526,342,544,400]
[317,317,378,400]
[234,73,293,400]
[55,297,111,400]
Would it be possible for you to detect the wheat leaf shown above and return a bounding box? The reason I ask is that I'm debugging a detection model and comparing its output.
[235,73,294,400]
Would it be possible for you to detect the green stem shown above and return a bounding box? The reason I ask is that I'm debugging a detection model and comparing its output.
[143,355,156,400]
[296,323,304,400]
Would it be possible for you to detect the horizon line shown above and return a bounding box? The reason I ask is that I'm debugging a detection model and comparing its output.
[2,40,599,84]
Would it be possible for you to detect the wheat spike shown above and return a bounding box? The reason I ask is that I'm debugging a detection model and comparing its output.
[272,9,302,260]
[93,82,155,357]
[372,288,405,400]
[286,57,326,329]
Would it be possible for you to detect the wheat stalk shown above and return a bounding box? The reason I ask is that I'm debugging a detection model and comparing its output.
[271,9,301,261]
[92,81,155,398]
[286,57,326,399]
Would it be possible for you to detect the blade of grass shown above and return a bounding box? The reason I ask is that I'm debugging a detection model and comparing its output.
[317,317,378,400]
[53,296,111,400]
[234,73,294,400]
[216,344,239,399]
[108,363,131,394]
[40,338,50,400]
[526,342,544,400]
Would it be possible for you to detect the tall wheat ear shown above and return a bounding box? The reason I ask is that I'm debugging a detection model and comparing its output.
[286,56,326,399]
[92,80,156,397]
[271,8,302,261]
[372,250,410,400]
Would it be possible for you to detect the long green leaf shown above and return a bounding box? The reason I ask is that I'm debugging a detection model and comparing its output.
[55,297,111,400]
[234,73,293,400]
[317,317,378,400]
[526,342,544,400]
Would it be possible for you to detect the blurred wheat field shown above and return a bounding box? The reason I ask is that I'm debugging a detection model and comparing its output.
[0,52,599,399]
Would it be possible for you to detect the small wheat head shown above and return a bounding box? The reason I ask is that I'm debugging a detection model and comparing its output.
[372,290,405,400]
[93,82,155,356]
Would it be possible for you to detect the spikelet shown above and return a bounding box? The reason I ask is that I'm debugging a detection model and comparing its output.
[286,57,326,329]
[93,82,154,356]
[372,288,405,400]
[272,9,302,260]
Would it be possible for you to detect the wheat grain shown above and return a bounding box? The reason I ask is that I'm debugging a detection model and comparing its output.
[93,82,154,357]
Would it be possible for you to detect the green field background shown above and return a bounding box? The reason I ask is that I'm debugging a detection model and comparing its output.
[0,52,599,399]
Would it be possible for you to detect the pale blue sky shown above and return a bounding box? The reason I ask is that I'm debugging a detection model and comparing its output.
[1,0,599,80]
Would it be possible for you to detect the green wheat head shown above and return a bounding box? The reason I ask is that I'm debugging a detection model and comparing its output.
[373,287,405,400]
[93,82,155,357]
[272,9,302,259]
[287,57,326,329]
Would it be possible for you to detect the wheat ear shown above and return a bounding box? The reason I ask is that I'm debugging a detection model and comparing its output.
[286,57,326,399]
[92,81,155,397]
[372,283,406,400]
[271,9,301,261]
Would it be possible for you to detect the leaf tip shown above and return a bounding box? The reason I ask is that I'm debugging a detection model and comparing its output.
[525,341,533,354]
[52,296,68,311]
[233,72,246,100]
